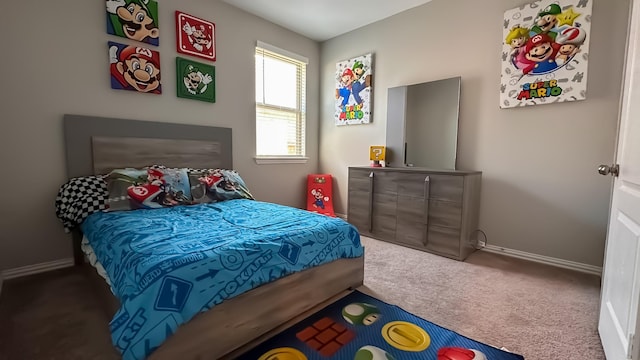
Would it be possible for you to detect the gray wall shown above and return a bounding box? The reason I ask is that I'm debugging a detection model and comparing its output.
[320,0,628,267]
[0,0,320,270]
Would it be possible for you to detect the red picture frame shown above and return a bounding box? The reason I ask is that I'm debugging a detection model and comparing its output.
[175,11,216,62]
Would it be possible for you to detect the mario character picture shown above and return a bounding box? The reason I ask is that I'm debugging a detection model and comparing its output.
[176,11,216,62]
[109,41,162,94]
[106,0,159,46]
[500,1,592,108]
[310,188,329,210]
[126,168,190,209]
[106,168,192,211]
[335,53,373,125]
[176,57,216,103]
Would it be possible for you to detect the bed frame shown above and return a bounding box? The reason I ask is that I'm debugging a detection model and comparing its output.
[63,114,364,359]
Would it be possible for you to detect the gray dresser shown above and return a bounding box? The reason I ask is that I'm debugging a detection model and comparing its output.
[348,167,481,261]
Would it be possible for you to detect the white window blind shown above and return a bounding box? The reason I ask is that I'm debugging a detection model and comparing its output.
[255,43,307,158]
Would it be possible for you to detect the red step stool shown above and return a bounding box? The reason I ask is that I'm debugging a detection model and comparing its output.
[306,174,335,217]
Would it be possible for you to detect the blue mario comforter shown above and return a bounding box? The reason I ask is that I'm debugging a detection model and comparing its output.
[81,199,363,360]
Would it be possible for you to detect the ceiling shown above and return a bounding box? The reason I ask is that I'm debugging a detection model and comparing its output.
[222,0,433,42]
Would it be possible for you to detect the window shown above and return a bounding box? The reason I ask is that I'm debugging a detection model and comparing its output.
[255,42,307,163]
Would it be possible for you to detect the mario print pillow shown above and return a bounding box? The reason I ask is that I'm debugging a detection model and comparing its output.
[106,168,191,211]
[188,169,254,204]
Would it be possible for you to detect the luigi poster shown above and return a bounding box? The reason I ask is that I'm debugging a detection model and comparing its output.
[176,57,216,103]
[500,0,592,108]
[106,0,159,46]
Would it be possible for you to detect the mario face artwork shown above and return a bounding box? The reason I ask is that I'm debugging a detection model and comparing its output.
[176,57,216,103]
[109,41,161,94]
[500,1,592,108]
[335,53,373,125]
[523,34,559,74]
[106,0,159,46]
[176,11,216,61]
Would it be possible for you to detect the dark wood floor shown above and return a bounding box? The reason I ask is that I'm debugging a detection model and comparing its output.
[0,267,119,360]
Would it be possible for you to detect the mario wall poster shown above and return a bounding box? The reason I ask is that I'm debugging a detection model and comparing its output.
[335,53,374,125]
[176,11,216,62]
[176,57,216,103]
[500,1,592,108]
[109,41,162,94]
[106,0,159,46]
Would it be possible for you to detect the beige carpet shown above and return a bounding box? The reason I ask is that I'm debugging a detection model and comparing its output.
[359,236,605,359]
[0,236,604,359]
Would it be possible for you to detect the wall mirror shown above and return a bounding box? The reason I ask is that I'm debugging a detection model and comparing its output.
[385,76,461,169]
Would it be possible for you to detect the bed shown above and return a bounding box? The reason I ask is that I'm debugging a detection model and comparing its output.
[60,114,365,360]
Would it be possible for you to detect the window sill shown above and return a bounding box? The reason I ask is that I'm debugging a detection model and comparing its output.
[254,156,309,165]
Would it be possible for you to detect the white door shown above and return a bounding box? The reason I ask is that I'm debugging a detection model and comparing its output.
[598,0,640,358]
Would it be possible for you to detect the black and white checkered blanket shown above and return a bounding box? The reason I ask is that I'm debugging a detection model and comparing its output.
[55,176,108,232]
[54,167,250,232]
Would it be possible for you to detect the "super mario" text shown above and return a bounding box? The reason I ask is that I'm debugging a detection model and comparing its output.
[517,79,563,100]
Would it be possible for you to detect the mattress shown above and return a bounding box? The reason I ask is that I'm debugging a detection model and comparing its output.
[81,235,113,289]
[81,199,363,360]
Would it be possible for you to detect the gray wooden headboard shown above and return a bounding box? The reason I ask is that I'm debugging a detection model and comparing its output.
[63,114,233,265]
[63,114,232,177]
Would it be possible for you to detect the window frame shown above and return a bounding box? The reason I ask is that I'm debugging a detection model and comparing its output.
[254,41,308,164]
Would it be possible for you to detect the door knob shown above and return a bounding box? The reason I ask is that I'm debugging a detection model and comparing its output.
[598,164,619,177]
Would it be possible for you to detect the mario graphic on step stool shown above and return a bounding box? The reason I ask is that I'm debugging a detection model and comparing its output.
[306,175,335,217]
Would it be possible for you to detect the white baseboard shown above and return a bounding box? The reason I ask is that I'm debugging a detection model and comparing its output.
[2,258,75,280]
[481,245,602,276]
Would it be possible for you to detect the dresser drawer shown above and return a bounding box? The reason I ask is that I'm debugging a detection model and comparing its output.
[397,195,426,223]
[372,171,398,194]
[372,192,397,239]
[372,216,396,239]
[397,173,430,198]
[349,169,372,191]
[348,190,371,229]
[428,175,463,202]
[372,193,397,217]
[428,200,462,228]
[426,225,461,259]
[396,219,425,247]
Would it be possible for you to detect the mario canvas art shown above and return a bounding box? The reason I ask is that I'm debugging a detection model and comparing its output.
[106,0,159,46]
[176,57,216,103]
[335,53,373,125]
[109,41,162,94]
[176,11,216,62]
[500,1,592,108]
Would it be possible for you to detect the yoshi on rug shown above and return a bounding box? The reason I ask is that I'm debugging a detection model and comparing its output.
[242,290,525,359]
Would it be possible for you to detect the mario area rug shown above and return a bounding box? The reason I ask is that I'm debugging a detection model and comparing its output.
[241,290,525,359]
